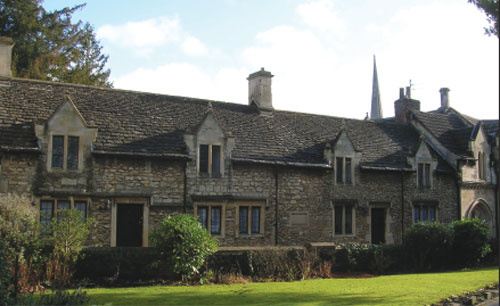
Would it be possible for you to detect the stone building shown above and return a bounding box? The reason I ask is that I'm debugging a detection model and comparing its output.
[0,37,498,247]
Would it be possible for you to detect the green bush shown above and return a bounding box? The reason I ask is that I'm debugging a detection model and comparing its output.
[75,247,172,285]
[333,243,403,274]
[404,222,453,272]
[151,214,218,281]
[0,194,43,297]
[451,218,490,267]
[46,209,95,287]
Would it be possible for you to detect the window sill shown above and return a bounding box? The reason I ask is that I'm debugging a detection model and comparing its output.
[333,234,355,237]
[237,233,264,238]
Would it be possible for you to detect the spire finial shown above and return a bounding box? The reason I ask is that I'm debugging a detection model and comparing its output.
[370,55,383,120]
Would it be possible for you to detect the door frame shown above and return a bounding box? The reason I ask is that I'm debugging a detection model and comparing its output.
[111,197,149,247]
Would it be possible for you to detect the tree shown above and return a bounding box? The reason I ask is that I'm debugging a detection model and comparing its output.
[468,0,499,37]
[0,0,112,87]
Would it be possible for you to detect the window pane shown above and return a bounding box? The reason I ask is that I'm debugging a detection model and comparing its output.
[334,206,343,234]
[67,136,79,169]
[418,163,423,188]
[239,206,248,234]
[197,207,208,229]
[74,201,87,221]
[212,145,221,175]
[414,207,420,223]
[199,145,209,173]
[57,200,71,220]
[422,206,428,221]
[429,206,436,222]
[251,207,260,234]
[345,158,352,184]
[336,158,344,184]
[424,164,431,187]
[40,200,54,226]
[344,205,353,234]
[52,136,64,169]
[211,207,221,234]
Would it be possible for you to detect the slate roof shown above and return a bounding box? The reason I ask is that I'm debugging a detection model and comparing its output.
[411,110,474,157]
[0,77,451,171]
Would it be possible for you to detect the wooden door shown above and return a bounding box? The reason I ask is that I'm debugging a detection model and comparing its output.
[116,204,143,247]
[371,208,386,244]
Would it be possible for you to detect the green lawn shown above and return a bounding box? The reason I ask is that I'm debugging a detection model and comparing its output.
[86,267,498,306]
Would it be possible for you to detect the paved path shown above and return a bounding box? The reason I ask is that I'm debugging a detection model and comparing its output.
[478,297,499,306]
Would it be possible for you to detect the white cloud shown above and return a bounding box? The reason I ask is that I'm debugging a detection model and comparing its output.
[366,2,499,118]
[296,0,346,39]
[181,36,208,56]
[113,63,247,104]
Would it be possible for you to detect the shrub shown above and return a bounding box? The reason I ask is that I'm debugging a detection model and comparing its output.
[451,218,490,267]
[15,289,92,306]
[403,222,453,271]
[151,214,218,281]
[75,247,171,285]
[46,209,95,287]
[0,194,43,297]
[333,243,403,274]
[1,239,11,303]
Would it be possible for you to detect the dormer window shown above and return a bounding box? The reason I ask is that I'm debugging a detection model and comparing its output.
[51,135,79,170]
[336,157,352,185]
[417,163,431,188]
[199,144,222,176]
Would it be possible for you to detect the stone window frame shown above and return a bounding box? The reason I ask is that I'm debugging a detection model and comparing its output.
[334,156,354,185]
[197,143,224,177]
[235,201,265,238]
[48,134,81,171]
[417,162,432,189]
[412,201,439,223]
[331,200,356,237]
[194,203,226,238]
[37,196,89,225]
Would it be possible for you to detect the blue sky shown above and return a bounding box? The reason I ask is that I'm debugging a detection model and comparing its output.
[44,0,499,119]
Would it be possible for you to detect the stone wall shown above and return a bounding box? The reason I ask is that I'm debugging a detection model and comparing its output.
[0,152,37,195]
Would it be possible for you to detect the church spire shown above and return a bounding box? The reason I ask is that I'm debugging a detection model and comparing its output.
[370,55,383,120]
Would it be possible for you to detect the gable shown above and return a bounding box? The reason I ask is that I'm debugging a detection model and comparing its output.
[333,130,355,156]
[46,98,89,134]
[197,112,225,143]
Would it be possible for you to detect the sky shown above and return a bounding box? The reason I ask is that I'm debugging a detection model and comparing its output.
[44,0,499,120]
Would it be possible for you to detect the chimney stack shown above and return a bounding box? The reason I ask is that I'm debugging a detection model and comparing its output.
[439,87,450,109]
[248,68,273,111]
[394,87,420,124]
[0,37,14,77]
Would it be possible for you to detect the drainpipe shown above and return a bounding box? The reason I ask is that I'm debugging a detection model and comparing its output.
[400,170,405,243]
[183,160,188,213]
[274,167,279,246]
[456,161,462,220]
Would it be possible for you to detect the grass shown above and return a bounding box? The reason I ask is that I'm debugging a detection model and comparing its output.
[86,267,498,306]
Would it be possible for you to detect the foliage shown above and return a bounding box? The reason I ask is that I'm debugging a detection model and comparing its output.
[468,0,499,37]
[0,194,43,297]
[14,289,92,306]
[333,243,402,274]
[0,239,10,304]
[84,267,498,306]
[451,218,490,267]
[46,209,95,287]
[0,0,112,86]
[403,222,453,271]
[151,214,218,281]
[75,247,171,285]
